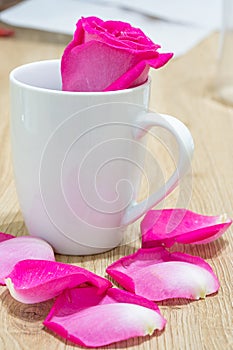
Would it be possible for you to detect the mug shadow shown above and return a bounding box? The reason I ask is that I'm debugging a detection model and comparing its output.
[55,244,139,266]
[55,235,141,265]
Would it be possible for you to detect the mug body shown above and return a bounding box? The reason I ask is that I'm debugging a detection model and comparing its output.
[10,59,150,254]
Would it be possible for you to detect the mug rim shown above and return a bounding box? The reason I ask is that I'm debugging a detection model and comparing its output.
[10,59,151,96]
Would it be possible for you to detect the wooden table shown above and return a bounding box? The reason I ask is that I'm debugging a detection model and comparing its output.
[0,26,232,350]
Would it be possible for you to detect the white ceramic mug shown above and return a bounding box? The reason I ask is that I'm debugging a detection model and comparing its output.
[10,59,194,255]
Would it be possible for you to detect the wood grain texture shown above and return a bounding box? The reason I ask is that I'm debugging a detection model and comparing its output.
[0,28,232,350]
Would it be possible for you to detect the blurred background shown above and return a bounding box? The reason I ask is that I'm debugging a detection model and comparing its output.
[0,0,222,56]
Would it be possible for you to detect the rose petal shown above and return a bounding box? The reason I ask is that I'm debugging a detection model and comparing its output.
[62,40,132,91]
[0,232,15,243]
[0,236,55,285]
[44,286,166,347]
[141,209,232,248]
[81,16,159,50]
[104,52,173,91]
[5,259,111,304]
[106,247,220,301]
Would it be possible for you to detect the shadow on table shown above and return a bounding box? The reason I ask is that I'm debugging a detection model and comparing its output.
[0,288,53,323]
[55,242,140,266]
[44,326,165,349]
[171,237,229,259]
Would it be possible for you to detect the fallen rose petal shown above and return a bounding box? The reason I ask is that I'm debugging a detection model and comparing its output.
[106,247,220,301]
[0,236,55,285]
[44,286,166,347]
[141,209,232,248]
[5,259,111,304]
[0,232,15,243]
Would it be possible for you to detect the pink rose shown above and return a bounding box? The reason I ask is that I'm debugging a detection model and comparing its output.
[61,16,173,92]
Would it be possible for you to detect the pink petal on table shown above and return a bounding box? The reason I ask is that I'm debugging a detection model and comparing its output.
[0,232,15,243]
[106,248,220,301]
[0,236,55,285]
[141,209,232,248]
[5,259,111,304]
[44,286,166,347]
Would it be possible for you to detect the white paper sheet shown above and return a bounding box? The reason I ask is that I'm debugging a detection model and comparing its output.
[0,0,221,57]
[102,0,222,29]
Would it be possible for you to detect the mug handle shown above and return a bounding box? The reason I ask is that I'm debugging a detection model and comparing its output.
[121,112,194,226]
